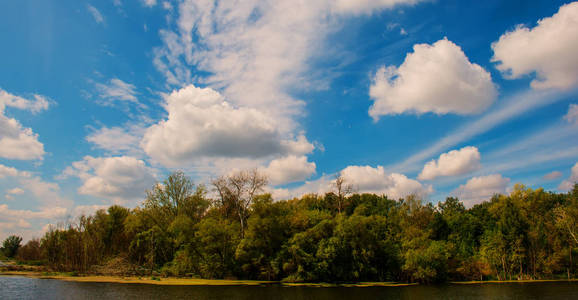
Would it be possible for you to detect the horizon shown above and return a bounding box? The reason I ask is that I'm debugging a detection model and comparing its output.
[1,0,578,241]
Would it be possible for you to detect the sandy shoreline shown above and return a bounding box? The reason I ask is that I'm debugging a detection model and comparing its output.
[0,271,416,287]
[1,271,576,287]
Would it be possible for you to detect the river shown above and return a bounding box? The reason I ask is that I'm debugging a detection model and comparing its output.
[2,276,578,299]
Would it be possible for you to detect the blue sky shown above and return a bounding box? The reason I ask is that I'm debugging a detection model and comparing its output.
[1,0,577,240]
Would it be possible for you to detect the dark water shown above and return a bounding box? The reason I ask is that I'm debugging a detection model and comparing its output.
[2,276,578,300]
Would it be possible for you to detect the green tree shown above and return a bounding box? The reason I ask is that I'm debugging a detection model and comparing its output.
[144,171,208,229]
[235,195,291,280]
[194,214,241,278]
[2,235,22,258]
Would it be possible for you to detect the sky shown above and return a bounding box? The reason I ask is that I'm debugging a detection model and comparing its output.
[1,0,577,240]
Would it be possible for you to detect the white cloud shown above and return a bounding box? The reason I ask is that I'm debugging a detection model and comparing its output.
[281,134,316,156]
[0,219,34,242]
[0,204,68,241]
[6,187,24,195]
[87,125,143,155]
[0,115,44,160]
[141,85,313,167]
[158,0,420,108]
[565,103,578,124]
[87,4,104,24]
[0,202,68,241]
[418,146,481,180]
[94,78,138,105]
[63,156,156,204]
[0,220,54,243]
[272,165,431,200]
[113,0,122,7]
[369,38,497,118]
[21,176,72,208]
[271,175,333,200]
[492,2,578,90]
[543,171,562,180]
[142,0,157,7]
[5,187,24,200]
[162,1,172,10]
[152,0,424,173]
[331,0,422,15]
[0,164,72,241]
[341,165,432,199]
[0,219,32,230]
[559,162,578,191]
[263,155,316,185]
[0,164,30,178]
[0,89,50,114]
[0,89,48,160]
[0,204,67,220]
[452,174,510,207]
[0,163,70,208]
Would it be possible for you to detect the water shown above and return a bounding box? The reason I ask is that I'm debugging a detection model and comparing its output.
[1,276,578,299]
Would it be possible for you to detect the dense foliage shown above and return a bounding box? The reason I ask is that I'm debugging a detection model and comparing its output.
[6,171,578,283]
[1,235,22,258]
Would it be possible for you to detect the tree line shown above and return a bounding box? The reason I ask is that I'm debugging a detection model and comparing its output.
[3,170,578,283]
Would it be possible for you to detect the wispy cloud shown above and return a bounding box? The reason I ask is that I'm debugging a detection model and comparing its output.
[94,78,138,105]
[391,89,566,173]
[142,0,157,7]
[565,103,578,124]
[415,119,578,197]
[87,4,104,24]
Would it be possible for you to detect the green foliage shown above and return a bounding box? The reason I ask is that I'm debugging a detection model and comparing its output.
[402,239,450,283]
[235,195,290,280]
[12,174,578,284]
[2,235,22,258]
[144,171,209,230]
[194,215,241,278]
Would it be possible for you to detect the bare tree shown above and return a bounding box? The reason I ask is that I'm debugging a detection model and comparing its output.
[555,206,578,244]
[333,174,353,213]
[212,169,268,237]
[211,176,236,218]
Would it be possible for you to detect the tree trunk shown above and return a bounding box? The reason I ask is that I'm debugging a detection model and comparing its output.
[239,210,245,238]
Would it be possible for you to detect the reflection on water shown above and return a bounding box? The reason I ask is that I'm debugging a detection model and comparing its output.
[2,276,578,300]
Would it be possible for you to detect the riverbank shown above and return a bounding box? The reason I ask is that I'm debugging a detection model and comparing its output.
[451,279,578,284]
[0,271,416,287]
[2,270,577,287]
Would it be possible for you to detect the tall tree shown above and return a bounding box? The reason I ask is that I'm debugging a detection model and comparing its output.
[212,169,268,238]
[144,171,207,228]
[333,174,353,213]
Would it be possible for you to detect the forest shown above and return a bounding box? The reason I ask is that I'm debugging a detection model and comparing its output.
[2,170,578,284]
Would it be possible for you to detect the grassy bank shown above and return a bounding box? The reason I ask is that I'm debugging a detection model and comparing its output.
[0,271,272,286]
[0,270,418,287]
[3,270,577,287]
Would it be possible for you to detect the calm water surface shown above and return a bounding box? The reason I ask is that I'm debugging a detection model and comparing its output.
[2,276,578,299]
